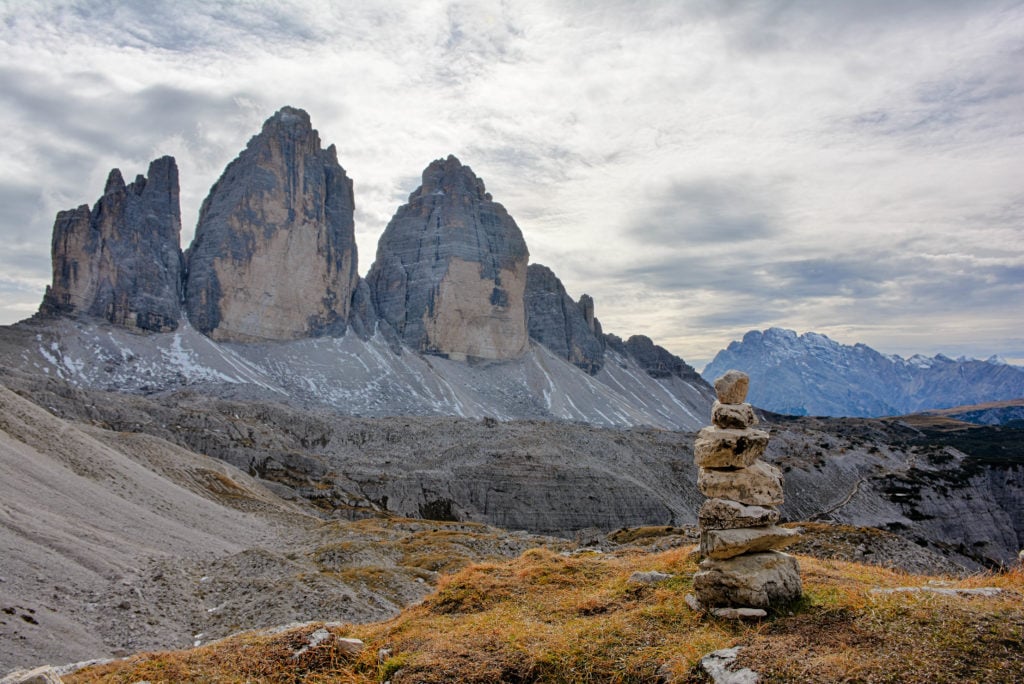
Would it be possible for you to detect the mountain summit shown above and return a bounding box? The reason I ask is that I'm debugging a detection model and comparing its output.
[184,106,359,342]
[367,155,529,361]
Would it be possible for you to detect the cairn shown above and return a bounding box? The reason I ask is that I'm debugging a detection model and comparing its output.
[692,370,802,612]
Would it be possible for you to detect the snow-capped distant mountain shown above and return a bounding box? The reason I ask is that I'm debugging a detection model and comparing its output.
[703,328,1024,417]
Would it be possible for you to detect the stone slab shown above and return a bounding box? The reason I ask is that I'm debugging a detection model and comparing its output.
[698,461,784,506]
[711,400,758,429]
[700,525,800,560]
[694,426,769,468]
[699,498,780,530]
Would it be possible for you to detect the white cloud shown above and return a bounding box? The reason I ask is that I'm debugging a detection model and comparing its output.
[0,0,1022,365]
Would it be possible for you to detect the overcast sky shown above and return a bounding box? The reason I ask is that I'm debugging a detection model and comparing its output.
[2,0,1022,367]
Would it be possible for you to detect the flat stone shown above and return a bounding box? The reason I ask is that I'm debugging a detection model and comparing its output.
[711,607,767,619]
[694,426,769,468]
[712,401,758,429]
[714,370,749,404]
[699,498,780,530]
[698,461,784,506]
[694,551,802,609]
[870,586,1002,597]
[628,570,672,585]
[699,647,760,684]
[700,525,801,560]
[684,593,702,611]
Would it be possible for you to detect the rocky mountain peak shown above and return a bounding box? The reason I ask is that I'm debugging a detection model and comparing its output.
[184,106,359,342]
[367,156,529,360]
[40,155,183,332]
[415,154,491,201]
[705,328,1024,416]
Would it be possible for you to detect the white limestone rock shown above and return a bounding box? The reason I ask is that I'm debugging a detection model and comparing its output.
[713,370,749,405]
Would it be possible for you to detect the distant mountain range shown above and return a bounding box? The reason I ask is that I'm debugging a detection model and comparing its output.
[703,328,1024,417]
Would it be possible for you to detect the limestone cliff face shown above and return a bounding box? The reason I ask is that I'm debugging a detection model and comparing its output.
[184,107,358,342]
[525,264,605,374]
[41,157,183,332]
[366,155,529,360]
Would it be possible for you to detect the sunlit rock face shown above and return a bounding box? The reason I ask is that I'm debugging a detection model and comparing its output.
[367,155,529,361]
[41,156,184,332]
[184,107,358,342]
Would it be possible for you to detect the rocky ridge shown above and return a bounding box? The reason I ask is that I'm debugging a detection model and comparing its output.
[704,327,1024,417]
[524,264,605,374]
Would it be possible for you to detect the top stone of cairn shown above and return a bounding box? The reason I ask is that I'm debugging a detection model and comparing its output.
[714,370,749,405]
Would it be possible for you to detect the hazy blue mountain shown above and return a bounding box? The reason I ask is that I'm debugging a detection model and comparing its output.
[703,328,1024,417]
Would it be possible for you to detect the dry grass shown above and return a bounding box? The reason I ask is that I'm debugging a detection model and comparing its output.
[66,548,1024,684]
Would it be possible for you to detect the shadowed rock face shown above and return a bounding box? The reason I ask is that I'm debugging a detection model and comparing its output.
[525,263,605,374]
[605,333,706,384]
[184,107,358,342]
[367,155,529,360]
[41,156,183,332]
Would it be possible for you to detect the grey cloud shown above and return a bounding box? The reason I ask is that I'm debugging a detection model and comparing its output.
[19,1,325,53]
[0,66,260,161]
[772,258,891,298]
[682,0,1017,52]
[0,185,50,241]
[686,303,788,330]
[626,178,783,247]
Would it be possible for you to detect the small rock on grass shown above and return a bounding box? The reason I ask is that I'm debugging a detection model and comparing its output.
[711,607,767,619]
[627,570,672,585]
[700,647,760,684]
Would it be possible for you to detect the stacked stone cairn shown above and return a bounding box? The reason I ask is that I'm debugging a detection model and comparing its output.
[691,370,802,615]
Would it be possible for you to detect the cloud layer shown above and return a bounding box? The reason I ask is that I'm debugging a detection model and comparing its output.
[2,0,1022,366]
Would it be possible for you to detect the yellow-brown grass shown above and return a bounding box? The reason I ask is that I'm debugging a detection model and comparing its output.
[67,549,1024,683]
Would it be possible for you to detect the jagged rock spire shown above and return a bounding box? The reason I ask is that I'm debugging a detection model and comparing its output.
[184,106,359,342]
[41,156,183,332]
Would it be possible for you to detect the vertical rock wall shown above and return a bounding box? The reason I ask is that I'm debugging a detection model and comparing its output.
[524,263,605,374]
[184,107,358,342]
[366,155,529,360]
[41,156,183,332]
